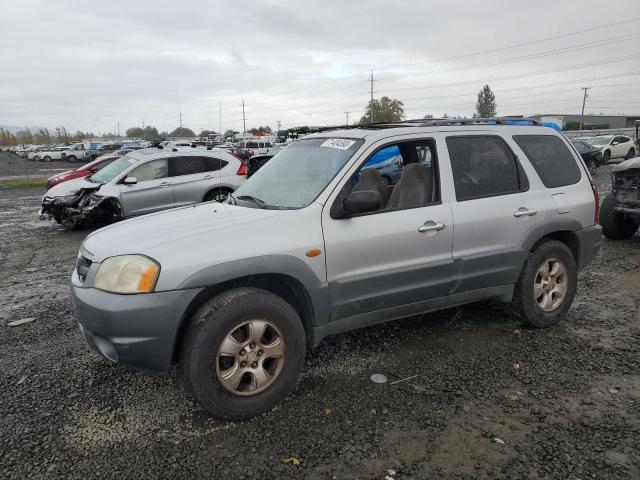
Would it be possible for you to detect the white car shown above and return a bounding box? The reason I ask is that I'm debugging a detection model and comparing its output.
[26,146,47,160]
[581,135,636,163]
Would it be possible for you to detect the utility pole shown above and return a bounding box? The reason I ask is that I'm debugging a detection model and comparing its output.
[369,70,377,124]
[277,120,281,132]
[179,111,183,129]
[117,121,120,138]
[242,99,247,134]
[580,87,590,131]
[219,101,222,141]
[344,112,350,125]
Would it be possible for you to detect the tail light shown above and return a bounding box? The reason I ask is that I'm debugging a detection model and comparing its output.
[590,180,600,225]
[229,152,248,176]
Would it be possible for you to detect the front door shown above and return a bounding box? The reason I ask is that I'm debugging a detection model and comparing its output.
[322,138,455,322]
[119,158,173,216]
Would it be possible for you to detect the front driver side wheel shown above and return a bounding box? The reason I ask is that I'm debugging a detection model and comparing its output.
[512,240,577,328]
[180,287,306,420]
[626,148,636,160]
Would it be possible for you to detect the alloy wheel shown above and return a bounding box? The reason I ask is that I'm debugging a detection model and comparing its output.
[215,319,286,396]
[533,258,568,312]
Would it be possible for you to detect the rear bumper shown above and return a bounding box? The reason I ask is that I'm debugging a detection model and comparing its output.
[575,224,602,270]
[71,284,203,372]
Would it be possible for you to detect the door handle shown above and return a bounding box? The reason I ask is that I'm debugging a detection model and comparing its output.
[514,207,537,217]
[203,175,213,179]
[418,221,446,233]
[159,182,170,187]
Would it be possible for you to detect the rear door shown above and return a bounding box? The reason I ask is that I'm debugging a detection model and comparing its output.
[171,155,227,206]
[119,158,173,216]
[443,134,549,293]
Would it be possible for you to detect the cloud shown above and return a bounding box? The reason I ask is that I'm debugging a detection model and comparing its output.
[1,0,639,133]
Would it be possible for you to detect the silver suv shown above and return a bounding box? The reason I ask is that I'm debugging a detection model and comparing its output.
[41,147,246,228]
[71,119,602,419]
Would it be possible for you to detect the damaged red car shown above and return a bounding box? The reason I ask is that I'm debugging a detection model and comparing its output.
[45,151,131,190]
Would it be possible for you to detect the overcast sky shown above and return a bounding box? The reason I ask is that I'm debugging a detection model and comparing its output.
[1,0,640,135]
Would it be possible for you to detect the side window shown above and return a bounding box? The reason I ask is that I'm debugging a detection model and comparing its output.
[129,159,168,182]
[446,136,527,201]
[621,136,631,143]
[336,139,439,215]
[172,156,207,176]
[202,156,228,172]
[94,160,113,171]
[513,135,581,188]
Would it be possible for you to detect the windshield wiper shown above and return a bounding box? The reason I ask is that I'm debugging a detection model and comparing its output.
[236,195,268,209]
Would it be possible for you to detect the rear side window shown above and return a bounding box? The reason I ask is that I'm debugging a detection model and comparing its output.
[172,156,207,176]
[513,135,581,188]
[446,136,528,201]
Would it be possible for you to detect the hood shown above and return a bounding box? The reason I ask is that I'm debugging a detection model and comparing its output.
[612,157,640,173]
[45,176,99,198]
[82,202,293,261]
[47,169,75,181]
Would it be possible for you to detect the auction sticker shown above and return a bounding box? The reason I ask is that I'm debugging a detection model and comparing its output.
[320,138,356,150]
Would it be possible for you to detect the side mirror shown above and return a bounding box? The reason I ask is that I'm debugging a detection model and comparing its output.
[123,176,137,185]
[343,189,381,216]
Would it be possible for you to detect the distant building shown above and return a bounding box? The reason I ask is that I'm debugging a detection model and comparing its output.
[530,114,640,131]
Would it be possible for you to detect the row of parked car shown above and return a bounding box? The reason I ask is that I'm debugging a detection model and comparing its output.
[570,134,637,174]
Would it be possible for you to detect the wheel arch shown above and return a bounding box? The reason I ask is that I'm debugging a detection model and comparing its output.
[172,272,319,365]
[202,185,233,202]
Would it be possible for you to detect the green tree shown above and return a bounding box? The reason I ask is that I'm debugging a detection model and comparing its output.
[248,126,272,135]
[224,129,239,139]
[198,129,218,137]
[126,127,144,138]
[475,85,497,118]
[169,127,196,137]
[359,96,405,124]
[16,127,34,144]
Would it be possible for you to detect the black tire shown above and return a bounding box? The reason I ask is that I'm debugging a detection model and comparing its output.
[600,193,638,240]
[180,287,306,420]
[587,159,597,175]
[33,156,40,162]
[43,156,51,162]
[626,148,636,160]
[67,155,77,163]
[512,240,577,328]
[204,187,232,203]
[603,150,611,163]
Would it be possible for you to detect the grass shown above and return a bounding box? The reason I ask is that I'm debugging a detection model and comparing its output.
[0,178,46,190]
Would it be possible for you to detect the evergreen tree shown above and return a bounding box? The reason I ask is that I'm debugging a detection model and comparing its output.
[475,85,497,118]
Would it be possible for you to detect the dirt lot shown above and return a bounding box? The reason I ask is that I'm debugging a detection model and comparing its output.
[0,152,77,181]
[1,152,639,479]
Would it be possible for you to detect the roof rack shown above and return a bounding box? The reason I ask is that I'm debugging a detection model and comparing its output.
[288,117,542,136]
[357,117,542,129]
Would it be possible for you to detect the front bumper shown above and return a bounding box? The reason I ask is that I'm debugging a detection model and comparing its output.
[71,284,203,372]
[575,224,602,270]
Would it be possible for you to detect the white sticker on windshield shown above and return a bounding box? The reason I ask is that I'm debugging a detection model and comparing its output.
[320,138,356,150]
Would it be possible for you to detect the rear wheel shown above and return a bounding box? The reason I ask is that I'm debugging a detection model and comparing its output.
[512,240,577,328]
[587,159,597,175]
[43,156,51,162]
[67,155,77,163]
[33,156,40,162]
[204,187,232,202]
[626,148,636,160]
[600,193,639,240]
[180,288,306,420]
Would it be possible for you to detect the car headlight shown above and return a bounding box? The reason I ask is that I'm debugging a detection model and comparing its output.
[94,255,160,294]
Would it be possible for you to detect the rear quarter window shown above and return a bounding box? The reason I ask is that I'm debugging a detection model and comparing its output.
[513,135,582,188]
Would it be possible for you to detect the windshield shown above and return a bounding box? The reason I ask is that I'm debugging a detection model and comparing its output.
[572,141,589,153]
[89,156,138,184]
[232,137,364,209]
[588,136,611,146]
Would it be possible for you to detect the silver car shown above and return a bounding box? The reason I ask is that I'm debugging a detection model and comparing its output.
[40,147,246,227]
[70,119,601,419]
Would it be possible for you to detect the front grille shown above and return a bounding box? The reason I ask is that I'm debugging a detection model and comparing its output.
[76,255,92,281]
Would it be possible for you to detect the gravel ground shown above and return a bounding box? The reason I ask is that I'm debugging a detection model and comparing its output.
[0,152,78,181]
[0,161,639,479]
